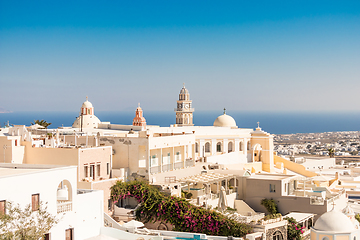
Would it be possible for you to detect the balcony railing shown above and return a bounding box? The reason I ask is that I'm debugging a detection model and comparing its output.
[174,161,184,170]
[150,165,161,174]
[185,159,194,168]
[162,164,172,172]
[57,201,72,213]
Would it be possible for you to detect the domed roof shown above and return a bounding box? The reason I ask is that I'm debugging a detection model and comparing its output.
[314,209,355,232]
[213,110,237,127]
[180,86,189,95]
[82,100,93,109]
[72,115,101,129]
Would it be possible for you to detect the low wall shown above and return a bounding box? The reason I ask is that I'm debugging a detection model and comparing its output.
[274,155,317,177]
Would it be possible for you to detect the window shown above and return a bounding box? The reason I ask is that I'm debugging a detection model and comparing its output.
[151,155,159,166]
[247,141,250,150]
[216,142,222,152]
[97,164,101,177]
[90,165,95,179]
[15,140,18,146]
[32,194,39,211]
[272,231,283,240]
[175,152,181,162]
[195,142,199,153]
[240,142,243,151]
[43,233,50,240]
[107,163,110,175]
[228,142,233,152]
[270,184,276,193]
[65,228,74,240]
[84,165,88,178]
[0,200,5,215]
[205,142,211,153]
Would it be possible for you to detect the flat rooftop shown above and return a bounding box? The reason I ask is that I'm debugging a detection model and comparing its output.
[0,164,75,178]
[248,173,295,180]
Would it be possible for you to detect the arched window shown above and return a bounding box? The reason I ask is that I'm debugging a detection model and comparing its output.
[272,231,283,240]
[247,141,250,150]
[216,142,222,152]
[195,142,199,153]
[228,142,233,152]
[205,142,211,152]
[240,142,243,151]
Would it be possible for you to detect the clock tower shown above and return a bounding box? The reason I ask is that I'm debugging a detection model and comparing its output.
[175,84,194,126]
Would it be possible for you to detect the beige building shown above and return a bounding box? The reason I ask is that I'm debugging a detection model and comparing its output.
[241,173,347,220]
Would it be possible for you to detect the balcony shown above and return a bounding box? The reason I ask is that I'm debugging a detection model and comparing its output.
[150,165,161,174]
[57,201,72,213]
[185,159,194,168]
[174,161,184,170]
[174,108,195,112]
[162,164,172,172]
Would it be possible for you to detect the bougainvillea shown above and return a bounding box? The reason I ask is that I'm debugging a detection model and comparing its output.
[286,217,305,240]
[110,180,252,237]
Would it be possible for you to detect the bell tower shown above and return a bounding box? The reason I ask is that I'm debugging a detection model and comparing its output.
[175,84,194,126]
[133,103,146,129]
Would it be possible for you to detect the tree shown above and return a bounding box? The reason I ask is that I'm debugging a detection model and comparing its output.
[328,148,335,158]
[0,201,59,240]
[31,119,52,129]
[260,198,278,215]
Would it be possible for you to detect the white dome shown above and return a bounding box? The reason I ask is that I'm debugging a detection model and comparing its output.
[213,114,237,127]
[72,115,101,129]
[314,210,355,232]
[82,100,93,109]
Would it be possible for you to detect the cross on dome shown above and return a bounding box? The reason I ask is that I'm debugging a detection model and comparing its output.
[257,122,260,128]
[223,108,226,114]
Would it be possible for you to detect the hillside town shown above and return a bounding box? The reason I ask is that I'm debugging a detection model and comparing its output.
[275,131,360,156]
[1,86,360,240]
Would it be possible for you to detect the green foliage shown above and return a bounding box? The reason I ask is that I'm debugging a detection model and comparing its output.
[0,201,59,240]
[31,119,52,129]
[181,190,193,199]
[328,148,335,158]
[285,217,304,240]
[260,198,278,215]
[263,213,282,221]
[111,180,252,237]
[355,213,360,223]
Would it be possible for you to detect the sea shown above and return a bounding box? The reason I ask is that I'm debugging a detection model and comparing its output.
[1,111,360,135]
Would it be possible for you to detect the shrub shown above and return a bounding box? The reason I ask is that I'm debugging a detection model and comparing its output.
[260,198,278,215]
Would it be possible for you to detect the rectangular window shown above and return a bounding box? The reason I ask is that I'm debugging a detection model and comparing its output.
[270,184,276,193]
[107,163,110,175]
[32,194,39,211]
[65,228,73,240]
[90,164,95,180]
[84,165,88,178]
[97,164,101,177]
[0,200,5,214]
[43,233,50,240]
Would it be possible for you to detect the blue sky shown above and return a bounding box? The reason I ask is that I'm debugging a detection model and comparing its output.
[0,1,359,112]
